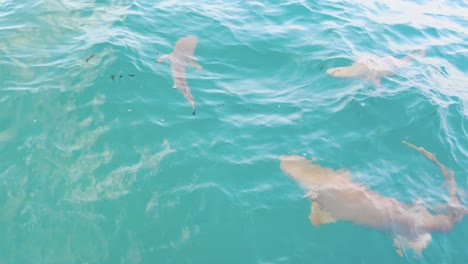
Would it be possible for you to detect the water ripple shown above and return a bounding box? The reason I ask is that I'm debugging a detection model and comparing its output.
[1,0,467,262]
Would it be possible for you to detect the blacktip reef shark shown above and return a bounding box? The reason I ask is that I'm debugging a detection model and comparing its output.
[157,35,203,115]
[280,141,466,257]
[326,50,425,87]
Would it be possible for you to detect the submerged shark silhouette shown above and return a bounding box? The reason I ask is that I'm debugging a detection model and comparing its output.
[157,35,203,115]
[280,141,466,257]
[326,50,425,87]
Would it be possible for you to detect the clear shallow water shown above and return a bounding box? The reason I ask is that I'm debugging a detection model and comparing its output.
[0,0,467,263]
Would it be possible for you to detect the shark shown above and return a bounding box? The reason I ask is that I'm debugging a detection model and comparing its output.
[326,50,425,87]
[157,35,203,115]
[280,141,466,257]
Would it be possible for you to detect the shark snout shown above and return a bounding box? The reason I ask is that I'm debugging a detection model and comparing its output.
[280,155,307,178]
[326,67,341,77]
[279,155,306,163]
[326,65,363,78]
[327,66,359,78]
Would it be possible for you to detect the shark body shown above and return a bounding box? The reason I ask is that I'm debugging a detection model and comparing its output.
[157,35,203,115]
[280,141,465,256]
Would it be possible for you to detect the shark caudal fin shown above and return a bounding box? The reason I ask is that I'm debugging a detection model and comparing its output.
[401,49,425,63]
[402,141,461,205]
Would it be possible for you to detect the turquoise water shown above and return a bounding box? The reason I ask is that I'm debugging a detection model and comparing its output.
[1,0,467,263]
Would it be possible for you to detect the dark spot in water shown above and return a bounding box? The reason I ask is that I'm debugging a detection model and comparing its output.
[86,54,94,63]
[110,75,115,81]
[119,75,123,78]
[192,110,196,115]
[320,65,324,70]
[128,74,135,77]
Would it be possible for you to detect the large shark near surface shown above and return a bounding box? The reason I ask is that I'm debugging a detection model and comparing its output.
[157,35,203,115]
[326,50,425,87]
[280,141,466,257]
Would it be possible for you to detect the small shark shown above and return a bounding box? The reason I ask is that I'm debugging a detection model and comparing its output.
[326,50,425,87]
[280,141,466,257]
[157,35,203,115]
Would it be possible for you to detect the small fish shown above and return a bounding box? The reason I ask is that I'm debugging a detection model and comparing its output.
[110,75,115,81]
[119,75,123,78]
[86,54,94,63]
[128,74,135,77]
[320,65,324,70]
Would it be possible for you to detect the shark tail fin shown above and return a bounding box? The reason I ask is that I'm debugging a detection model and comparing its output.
[401,49,425,63]
[402,141,460,204]
[309,202,336,227]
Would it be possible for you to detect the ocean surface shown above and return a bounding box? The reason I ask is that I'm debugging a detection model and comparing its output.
[1,0,467,263]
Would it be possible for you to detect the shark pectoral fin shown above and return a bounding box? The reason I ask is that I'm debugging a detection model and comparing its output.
[393,238,404,257]
[393,233,432,256]
[372,78,382,88]
[409,233,432,255]
[157,53,172,63]
[188,59,203,70]
[309,202,336,227]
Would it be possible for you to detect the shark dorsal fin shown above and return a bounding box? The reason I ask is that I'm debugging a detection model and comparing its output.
[309,202,336,227]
